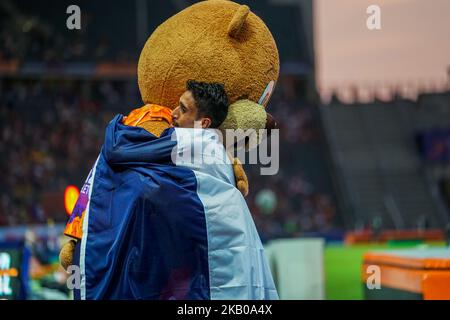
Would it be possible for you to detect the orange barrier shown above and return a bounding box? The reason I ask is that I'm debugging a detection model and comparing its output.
[0,268,18,277]
[362,249,450,300]
[345,229,445,244]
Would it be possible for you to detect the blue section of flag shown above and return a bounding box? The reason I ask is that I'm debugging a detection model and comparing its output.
[82,116,209,299]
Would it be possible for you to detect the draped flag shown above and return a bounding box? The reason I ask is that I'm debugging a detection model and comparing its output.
[64,115,278,300]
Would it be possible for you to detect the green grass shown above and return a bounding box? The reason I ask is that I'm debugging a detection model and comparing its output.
[324,244,386,300]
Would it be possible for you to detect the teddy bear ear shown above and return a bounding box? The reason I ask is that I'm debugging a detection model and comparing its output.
[227,4,250,39]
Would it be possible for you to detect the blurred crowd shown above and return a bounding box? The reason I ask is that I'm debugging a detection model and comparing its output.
[248,76,337,241]
[0,2,136,64]
[0,78,139,225]
[0,75,338,240]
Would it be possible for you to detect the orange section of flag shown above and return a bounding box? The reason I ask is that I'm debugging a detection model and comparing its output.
[123,104,173,127]
[64,214,85,240]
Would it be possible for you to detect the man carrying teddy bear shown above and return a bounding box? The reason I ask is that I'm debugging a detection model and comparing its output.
[62,79,278,300]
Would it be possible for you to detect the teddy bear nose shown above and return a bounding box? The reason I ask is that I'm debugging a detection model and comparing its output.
[265,112,278,136]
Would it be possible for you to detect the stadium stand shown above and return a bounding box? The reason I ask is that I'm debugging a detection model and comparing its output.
[320,89,450,230]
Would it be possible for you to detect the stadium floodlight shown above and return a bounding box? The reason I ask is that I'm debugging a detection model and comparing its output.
[64,185,80,216]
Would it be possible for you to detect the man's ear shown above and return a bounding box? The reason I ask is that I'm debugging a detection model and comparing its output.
[201,117,212,129]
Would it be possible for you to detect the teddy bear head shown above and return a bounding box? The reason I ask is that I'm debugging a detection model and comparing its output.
[137,0,280,136]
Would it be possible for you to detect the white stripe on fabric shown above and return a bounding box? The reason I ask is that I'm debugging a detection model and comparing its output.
[193,171,278,299]
[80,156,100,300]
[173,128,278,299]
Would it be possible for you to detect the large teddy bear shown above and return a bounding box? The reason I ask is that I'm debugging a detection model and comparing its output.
[60,0,279,273]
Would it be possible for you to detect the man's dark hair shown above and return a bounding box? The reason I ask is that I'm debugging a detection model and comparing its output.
[186,80,229,128]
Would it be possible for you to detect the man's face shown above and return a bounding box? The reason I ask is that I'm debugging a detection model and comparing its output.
[172,91,211,128]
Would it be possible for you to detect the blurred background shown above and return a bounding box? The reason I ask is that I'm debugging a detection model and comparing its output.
[0,0,449,300]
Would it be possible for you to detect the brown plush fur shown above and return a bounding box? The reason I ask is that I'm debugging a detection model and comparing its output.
[59,239,76,272]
